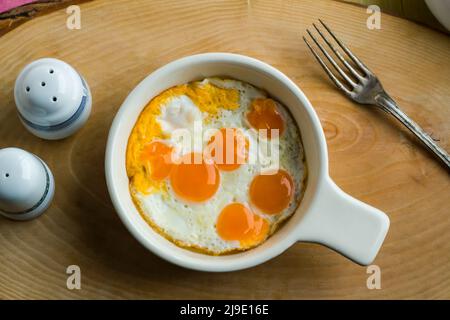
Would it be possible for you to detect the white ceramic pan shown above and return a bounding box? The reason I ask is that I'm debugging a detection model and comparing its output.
[105,53,389,272]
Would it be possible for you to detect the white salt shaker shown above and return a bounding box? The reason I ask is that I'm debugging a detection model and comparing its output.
[14,58,92,140]
[0,148,55,221]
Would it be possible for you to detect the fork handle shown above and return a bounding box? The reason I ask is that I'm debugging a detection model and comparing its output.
[375,92,450,171]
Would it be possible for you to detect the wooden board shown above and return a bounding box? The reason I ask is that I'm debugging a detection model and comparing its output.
[341,0,446,32]
[0,0,91,36]
[0,0,449,299]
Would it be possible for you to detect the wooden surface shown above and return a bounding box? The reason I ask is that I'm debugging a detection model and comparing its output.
[0,0,91,36]
[342,0,445,32]
[0,0,449,299]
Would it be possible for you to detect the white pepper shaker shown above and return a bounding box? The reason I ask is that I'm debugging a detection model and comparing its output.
[0,147,55,221]
[14,58,92,140]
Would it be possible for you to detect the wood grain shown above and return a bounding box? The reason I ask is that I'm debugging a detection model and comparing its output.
[341,0,446,32]
[0,0,449,299]
[0,0,91,36]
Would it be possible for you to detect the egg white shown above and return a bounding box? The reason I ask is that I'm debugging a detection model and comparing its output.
[133,78,306,254]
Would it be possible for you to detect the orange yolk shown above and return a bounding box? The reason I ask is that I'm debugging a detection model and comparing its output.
[140,141,173,181]
[247,98,285,138]
[207,128,249,171]
[249,170,294,214]
[170,153,220,202]
[216,203,269,246]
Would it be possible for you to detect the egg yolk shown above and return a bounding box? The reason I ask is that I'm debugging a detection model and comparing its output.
[249,170,294,214]
[247,98,285,138]
[140,141,173,181]
[207,128,249,171]
[216,203,269,246]
[170,153,220,202]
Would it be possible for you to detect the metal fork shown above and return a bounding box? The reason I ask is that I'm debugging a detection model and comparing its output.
[303,20,450,170]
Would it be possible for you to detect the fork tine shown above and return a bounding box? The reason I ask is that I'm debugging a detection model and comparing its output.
[318,19,371,75]
[312,23,364,81]
[303,36,353,96]
[306,29,357,88]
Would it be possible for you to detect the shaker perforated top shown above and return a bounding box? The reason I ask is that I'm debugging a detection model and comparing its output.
[14,58,91,140]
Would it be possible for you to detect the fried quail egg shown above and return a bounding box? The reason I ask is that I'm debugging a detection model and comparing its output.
[126,78,306,254]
